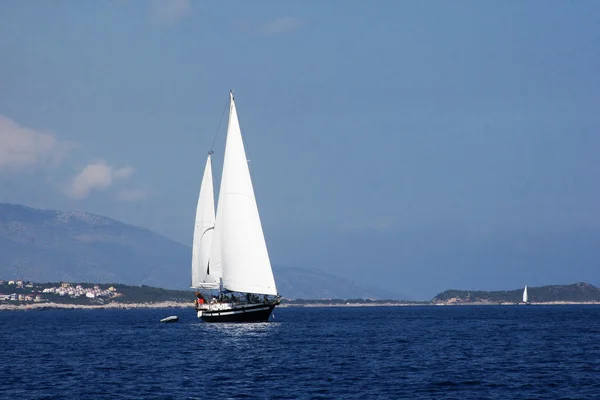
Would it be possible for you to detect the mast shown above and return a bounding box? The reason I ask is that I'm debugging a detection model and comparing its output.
[191,154,219,289]
[215,90,278,296]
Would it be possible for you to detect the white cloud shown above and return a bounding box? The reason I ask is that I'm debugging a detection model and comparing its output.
[150,0,191,25]
[0,115,145,202]
[0,115,68,170]
[67,162,135,199]
[113,165,134,180]
[258,17,303,35]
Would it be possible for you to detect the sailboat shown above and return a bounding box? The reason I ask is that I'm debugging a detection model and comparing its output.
[190,90,281,322]
[522,285,530,304]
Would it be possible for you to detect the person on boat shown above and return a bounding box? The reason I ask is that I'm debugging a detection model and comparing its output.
[196,292,205,306]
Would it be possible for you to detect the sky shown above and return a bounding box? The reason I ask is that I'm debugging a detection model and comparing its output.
[1,0,599,299]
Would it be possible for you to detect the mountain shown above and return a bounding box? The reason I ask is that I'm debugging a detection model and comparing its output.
[0,203,191,289]
[272,266,408,300]
[432,282,600,304]
[0,203,404,299]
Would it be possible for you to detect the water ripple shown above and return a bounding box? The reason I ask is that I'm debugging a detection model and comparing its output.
[1,305,600,398]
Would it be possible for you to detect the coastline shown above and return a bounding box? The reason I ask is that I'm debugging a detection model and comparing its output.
[433,301,600,306]
[2,302,417,311]
[0,301,191,311]
[2,300,600,312]
[280,303,426,308]
[280,301,600,307]
[282,302,600,307]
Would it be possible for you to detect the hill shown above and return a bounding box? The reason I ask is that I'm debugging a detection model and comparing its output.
[0,203,191,289]
[273,266,406,300]
[0,280,193,305]
[0,203,405,299]
[432,282,600,304]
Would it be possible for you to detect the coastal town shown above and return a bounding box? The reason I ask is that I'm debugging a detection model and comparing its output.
[0,279,195,310]
[0,280,120,304]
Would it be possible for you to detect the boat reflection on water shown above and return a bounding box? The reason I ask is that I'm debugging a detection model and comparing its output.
[190,319,282,349]
[195,320,281,337]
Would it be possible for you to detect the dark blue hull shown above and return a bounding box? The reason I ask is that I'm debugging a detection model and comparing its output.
[199,303,277,323]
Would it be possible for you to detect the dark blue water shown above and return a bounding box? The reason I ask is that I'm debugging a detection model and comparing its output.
[1,305,600,399]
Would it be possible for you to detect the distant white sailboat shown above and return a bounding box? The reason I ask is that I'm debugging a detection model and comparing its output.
[522,285,530,304]
[190,90,281,322]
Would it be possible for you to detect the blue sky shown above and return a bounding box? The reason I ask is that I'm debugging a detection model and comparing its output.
[1,0,599,299]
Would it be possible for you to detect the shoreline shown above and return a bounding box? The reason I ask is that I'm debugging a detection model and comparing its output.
[282,301,600,307]
[0,301,191,311]
[433,301,600,306]
[2,301,600,312]
[280,303,426,307]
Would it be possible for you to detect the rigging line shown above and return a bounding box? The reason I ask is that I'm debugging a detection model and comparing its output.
[237,98,257,189]
[209,96,230,153]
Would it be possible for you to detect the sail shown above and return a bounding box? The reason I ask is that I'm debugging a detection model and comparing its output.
[523,285,528,303]
[209,169,223,288]
[191,155,219,289]
[216,91,278,296]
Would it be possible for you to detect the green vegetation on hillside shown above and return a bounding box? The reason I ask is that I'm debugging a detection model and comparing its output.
[4,279,600,307]
[433,282,600,304]
[108,284,194,303]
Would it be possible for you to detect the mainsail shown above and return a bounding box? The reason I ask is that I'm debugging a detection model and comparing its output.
[522,285,528,303]
[190,155,219,289]
[213,91,278,296]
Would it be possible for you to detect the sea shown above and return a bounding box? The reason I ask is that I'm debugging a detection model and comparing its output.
[1,305,599,399]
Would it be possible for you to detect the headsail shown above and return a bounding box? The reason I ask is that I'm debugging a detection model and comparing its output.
[216,91,278,296]
[191,154,219,289]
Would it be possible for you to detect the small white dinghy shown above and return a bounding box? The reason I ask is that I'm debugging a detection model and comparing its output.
[160,316,179,323]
